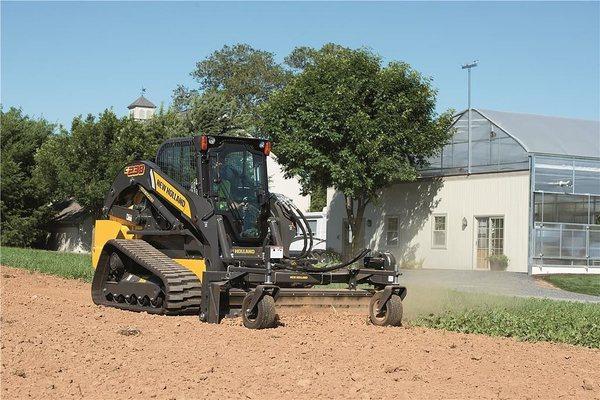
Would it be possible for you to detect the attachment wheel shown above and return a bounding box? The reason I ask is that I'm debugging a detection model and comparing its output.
[241,292,277,329]
[369,291,403,326]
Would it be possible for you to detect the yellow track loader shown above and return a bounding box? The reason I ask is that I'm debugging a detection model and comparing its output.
[91,135,406,329]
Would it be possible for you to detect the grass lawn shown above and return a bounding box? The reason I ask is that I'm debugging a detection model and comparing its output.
[1,246,599,348]
[1,246,92,282]
[540,274,600,297]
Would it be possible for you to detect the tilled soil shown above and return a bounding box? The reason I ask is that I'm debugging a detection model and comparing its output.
[1,266,599,400]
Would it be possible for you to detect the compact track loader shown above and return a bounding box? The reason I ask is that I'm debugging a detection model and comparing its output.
[91,135,406,329]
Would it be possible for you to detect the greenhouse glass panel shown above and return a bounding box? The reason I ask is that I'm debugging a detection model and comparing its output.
[451,142,469,168]
[560,225,587,258]
[422,110,528,176]
[428,151,442,170]
[591,197,600,225]
[573,160,600,195]
[534,156,574,194]
[499,137,528,164]
[590,227,600,259]
[470,118,491,141]
[471,140,491,166]
[534,223,561,258]
[536,194,590,224]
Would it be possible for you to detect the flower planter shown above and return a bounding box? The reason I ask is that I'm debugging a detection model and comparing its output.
[489,260,507,271]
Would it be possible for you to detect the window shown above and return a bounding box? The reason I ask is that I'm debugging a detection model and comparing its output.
[156,139,198,192]
[489,217,504,255]
[386,217,399,246]
[296,219,318,237]
[209,145,267,240]
[534,193,590,224]
[432,215,447,248]
[534,156,600,196]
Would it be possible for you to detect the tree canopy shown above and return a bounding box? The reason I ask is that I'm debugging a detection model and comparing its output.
[174,44,290,121]
[34,110,157,218]
[260,44,453,253]
[173,43,291,136]
[1,107,56,246]
[32,88,250,219]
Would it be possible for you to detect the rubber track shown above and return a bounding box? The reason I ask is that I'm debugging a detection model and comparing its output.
[94,239,202,315]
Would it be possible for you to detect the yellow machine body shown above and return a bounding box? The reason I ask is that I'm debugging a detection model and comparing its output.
[91,220,205,280]
[91,220,133,268]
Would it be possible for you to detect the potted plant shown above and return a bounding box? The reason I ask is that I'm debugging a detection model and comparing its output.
[487,254,509,271]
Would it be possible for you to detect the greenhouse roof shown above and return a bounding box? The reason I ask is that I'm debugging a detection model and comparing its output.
[466,109,600,159]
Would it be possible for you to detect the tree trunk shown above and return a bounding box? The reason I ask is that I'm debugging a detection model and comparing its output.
[344,195,369,259]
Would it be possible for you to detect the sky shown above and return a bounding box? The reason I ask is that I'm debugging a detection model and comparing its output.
[2,1,599,128]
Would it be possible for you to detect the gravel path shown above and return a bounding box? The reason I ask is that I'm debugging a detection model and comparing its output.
[2,266,600,400]
[400,269,600,303]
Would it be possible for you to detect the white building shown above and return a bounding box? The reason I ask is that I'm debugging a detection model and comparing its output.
[46,199,93,253]
[324,109,600,274]
[267,154,310,212]
[128,95,156,120]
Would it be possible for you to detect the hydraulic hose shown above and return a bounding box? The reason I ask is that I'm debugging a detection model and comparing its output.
[289,200,314,258]
[270,194,370,272]
[272,194,313,260]
[274,248,371,273]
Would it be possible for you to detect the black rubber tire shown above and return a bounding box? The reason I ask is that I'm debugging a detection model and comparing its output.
[241,293,277,329]
[369,292,403,327]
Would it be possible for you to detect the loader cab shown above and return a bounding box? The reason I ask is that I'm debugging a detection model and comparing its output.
[200,135,271,245]
[155,135,271,245]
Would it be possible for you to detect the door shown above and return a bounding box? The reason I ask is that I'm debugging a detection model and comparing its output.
[475,216,504,269]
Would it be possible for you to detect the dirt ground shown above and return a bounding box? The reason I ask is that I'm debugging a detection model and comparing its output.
[1,266,599,400]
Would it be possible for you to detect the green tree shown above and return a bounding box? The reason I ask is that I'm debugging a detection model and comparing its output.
[179,90,251,136]
[309,185,327,212]
[174,44,290,134]
[260,45,453,254]
[34,110,167,218]
[33,95,247,218]
[1,107,55,246]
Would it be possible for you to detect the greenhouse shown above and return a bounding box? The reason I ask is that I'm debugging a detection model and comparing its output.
[422,109,599,274]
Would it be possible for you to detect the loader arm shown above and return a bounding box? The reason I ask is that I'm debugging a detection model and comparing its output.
[100,159,222,270]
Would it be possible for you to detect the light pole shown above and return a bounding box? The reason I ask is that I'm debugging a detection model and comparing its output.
[461,60,478,174]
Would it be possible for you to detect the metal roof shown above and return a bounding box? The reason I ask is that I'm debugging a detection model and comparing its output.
[127,95,156,109]
[52,199,88,223]
[469,109,600,159]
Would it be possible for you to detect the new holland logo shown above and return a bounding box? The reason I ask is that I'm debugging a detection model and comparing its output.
[233,248,257,255]
[290,275,309,280]
[156,179,186,208]
[151,170,192,218]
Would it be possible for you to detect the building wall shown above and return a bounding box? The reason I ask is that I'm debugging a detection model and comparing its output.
[129,107,155,120]
[46,216,94,253]
[267,155,311,212]
[325,171,530,272]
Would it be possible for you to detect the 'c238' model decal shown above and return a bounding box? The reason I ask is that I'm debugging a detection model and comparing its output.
[124,164,145,177]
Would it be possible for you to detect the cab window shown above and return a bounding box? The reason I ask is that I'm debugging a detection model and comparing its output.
[156,139,198,193]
